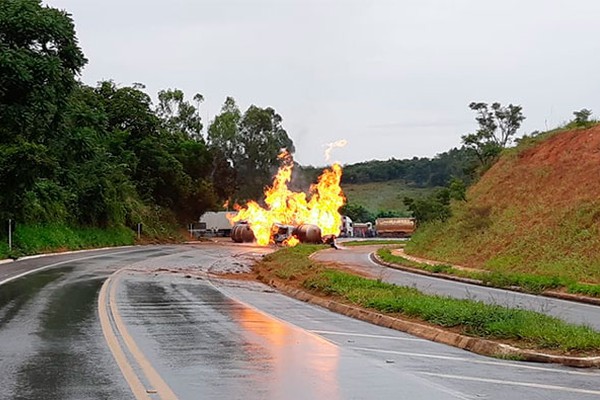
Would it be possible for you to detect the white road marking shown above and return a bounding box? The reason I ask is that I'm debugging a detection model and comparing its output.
[351,347,600,377]
[367,252,380,266]
[18,245,134,261]
[310,330,426,342]
[420,372,600,395]
[0,249,140,286]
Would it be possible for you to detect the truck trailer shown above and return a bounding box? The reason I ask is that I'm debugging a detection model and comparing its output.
[375,217,416,238]
[198,211,237,236]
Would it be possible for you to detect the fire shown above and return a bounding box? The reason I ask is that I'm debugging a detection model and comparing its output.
[283,236,300,247]
[231,151,345,246]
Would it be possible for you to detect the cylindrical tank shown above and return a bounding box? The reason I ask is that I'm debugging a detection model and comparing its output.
[292,224,322,244]
[231,223,255,243]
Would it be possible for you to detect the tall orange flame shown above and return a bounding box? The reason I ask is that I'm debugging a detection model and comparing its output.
[231,151,345,246]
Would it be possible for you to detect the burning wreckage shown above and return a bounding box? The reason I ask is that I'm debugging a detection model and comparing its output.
[228,151,344,247]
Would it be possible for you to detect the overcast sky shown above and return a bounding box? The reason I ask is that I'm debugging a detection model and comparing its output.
[44,0,600,166]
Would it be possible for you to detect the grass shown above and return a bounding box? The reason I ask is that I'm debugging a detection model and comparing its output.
[568,283,600,298]
[0,224,136,259]
[259,245,600,353]
[377,248,453,274]
[342,180,436,215]
[260,244,324,281]
[342,240,406,247]
[377,247,600,297]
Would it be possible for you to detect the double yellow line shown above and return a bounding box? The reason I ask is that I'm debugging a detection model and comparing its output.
[98,270,179,400]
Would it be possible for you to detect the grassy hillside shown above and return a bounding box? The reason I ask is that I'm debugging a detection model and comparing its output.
[342,180,437,216]
[406,125,600,283]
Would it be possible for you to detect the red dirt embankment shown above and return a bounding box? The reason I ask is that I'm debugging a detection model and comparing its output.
[407,126,600,282]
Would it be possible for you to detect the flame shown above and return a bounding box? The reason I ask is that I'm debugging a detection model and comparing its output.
[231,151,345,246]
[283,236,300,247]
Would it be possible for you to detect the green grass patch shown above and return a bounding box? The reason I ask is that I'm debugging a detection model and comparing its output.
[377,248,453,274]
[343,240,406,247]
[1,224,136,259]
[378,248,577,294]
[477,272,571,294]
[568,283,600,298]
[303,269,600,352]
[261,244,324,280]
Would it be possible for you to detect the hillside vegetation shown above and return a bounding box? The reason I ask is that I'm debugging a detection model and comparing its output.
[406,126,600,283]
[342,180,437,217]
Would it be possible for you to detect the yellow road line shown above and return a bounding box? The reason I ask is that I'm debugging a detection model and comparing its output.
[98,275,152,400]
[99,270,179,400]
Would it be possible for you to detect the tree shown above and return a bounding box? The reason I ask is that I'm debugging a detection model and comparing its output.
[0,0,87,144]
[341,203,374,223]
[448,177,467,202]
[572,109,593,128]
[461,102,525,168]
[403,189,452,224]
[206,97,241,201]
[207,98,295,201]
[157,89,204,141]
[0,0,86,221]
[236,105,295,199]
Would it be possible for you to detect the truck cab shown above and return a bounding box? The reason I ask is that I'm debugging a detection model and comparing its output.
[340,215,354,237]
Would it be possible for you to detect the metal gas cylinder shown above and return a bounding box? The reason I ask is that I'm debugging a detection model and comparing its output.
[231,223,255,243]
[292,224,322,244]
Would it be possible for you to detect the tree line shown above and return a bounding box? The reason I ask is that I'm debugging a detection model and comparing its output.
[10,0,584,232]
[0,0,294,231]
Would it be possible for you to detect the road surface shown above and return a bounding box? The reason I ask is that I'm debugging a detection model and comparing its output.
[0,244,599,399]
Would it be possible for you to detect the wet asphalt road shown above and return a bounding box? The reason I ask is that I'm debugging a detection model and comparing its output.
[1,244,600,399]
[0,246,182,399]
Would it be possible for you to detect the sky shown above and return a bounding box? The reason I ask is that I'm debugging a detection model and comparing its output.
[44,0,600,166]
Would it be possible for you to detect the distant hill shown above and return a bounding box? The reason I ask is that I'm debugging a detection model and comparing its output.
[342,180,437,217]
[298,147,472,189]
[406,125,600,283]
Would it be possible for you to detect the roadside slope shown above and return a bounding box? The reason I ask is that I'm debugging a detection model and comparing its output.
[407,126,600,283]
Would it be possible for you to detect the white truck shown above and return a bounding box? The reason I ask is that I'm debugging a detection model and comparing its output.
[197,211,238,237]
[340,215,354,237]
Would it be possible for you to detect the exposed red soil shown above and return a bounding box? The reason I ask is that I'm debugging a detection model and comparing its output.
[410,125,600,281]
[477,126,600,209]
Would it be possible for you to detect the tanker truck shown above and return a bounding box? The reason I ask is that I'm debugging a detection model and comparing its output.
[375,217,416,238]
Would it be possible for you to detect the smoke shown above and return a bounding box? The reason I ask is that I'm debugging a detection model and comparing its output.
[324,139,348,163]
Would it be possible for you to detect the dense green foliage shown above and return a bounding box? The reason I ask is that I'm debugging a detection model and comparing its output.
[0,0,295,245]
[339,147,473,187]
[0,224,135,258]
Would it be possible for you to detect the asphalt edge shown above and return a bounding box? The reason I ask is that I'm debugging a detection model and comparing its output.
[371,251,600,307]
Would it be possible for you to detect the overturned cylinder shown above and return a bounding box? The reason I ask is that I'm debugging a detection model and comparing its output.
[292,224,322,244]
[231,223,255,243]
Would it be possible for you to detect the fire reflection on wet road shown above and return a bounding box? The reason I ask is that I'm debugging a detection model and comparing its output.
[119,276,344,400]
[119,274,460,399]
